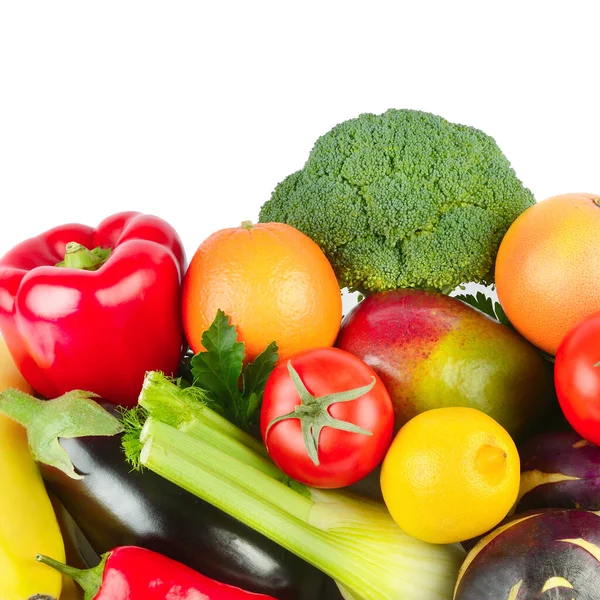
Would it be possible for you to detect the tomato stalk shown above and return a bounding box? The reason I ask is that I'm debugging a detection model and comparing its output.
[265,361,375,465]
[124,372,465,600]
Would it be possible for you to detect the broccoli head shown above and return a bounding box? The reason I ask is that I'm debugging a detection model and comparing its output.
[259,109,535,293]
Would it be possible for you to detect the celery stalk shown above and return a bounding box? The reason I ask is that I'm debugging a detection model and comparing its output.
[128,372,465,600]
[140,371,267,457]
[141,417,307,514]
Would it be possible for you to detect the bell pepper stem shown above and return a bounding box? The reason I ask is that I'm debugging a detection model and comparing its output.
[56,242,112,271]
[36,553,107,598]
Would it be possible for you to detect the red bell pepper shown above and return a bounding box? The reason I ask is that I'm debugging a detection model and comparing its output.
[37,546,277,599]
[0,211,186,407]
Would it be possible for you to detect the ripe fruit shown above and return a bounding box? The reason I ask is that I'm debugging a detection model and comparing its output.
[182,221,342,362]
[380,407,520,544]
[261,347,394,488]
[495,193,600,355]
[555,310,600,445]
[0,338,65,600]
[336,289,553,439]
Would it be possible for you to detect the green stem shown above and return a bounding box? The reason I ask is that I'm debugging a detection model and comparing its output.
[138,371,267,457]
[181,419,274,472]
[55,242,111,271]
[141,418,302,511]
[36,554,106,599]
[139,424,384,600]
[0,388,40,423]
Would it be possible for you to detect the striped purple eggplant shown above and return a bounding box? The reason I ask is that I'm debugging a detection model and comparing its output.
[516,430,600,513]
[454,509,600,599]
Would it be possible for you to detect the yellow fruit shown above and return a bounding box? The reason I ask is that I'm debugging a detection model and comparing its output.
[0,338,33,394]
[0,336,65,600]
[380,407,520,544]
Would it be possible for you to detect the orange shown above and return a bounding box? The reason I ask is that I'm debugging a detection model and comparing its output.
[380,407,520,544]
[495,193,600,355]
[182,221,342,362]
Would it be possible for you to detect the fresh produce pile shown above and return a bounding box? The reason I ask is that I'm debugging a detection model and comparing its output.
[1,108,600,600]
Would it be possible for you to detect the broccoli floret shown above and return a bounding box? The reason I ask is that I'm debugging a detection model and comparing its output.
[259,109,535,293]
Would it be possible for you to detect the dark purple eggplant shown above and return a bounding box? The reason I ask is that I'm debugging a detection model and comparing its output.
[455,509,600,599]
[516,430,600,513]
[40,428,325,600]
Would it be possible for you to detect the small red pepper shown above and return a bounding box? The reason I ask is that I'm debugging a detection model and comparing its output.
[0,212,186,407]
[36,546,277,599]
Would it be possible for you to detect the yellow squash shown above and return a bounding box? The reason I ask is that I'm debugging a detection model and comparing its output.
[0,338,65,599]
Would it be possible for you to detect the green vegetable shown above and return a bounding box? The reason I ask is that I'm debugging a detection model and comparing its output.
[189,309,278,431]
[123,371,466,600]
[259,109,535,294]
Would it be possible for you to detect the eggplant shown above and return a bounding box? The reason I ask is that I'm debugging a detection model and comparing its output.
[455,509,600,599]
[40,429,325,600]
[517,430,600,513]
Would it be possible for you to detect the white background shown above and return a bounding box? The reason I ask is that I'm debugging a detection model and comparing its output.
[1,2,599,311]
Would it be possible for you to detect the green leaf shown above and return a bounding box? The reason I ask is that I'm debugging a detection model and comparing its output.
[189,310,279,431]
[176,376,192,390]
[190,309,245,416]
[245,392,261,423]
[0,389,123,479]
[119,405,148,470]
[242,340,279,417]
[279,475,312,499]
[454,291,513,327]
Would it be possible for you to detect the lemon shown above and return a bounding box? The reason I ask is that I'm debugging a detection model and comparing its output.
[380,407,520,544]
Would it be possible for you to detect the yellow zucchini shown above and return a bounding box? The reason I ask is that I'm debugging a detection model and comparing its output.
[0,337,64,599]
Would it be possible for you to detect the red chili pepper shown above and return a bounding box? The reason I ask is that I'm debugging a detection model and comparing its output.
[36,546,277,599]
[0,212,186,407]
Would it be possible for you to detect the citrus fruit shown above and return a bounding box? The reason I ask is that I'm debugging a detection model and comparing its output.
[495,192,600,355]
[380,407,520,544]
[182,221,342,362]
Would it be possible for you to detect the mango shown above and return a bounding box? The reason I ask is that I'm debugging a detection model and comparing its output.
[336,289,553,439]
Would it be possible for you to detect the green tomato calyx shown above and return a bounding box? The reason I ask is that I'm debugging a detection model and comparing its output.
[265,361,374,466]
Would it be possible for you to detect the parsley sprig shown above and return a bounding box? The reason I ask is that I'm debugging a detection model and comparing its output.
[189,310,278,431]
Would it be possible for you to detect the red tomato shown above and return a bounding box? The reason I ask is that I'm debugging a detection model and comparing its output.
[260,347,395,489]
[555,311,600,444]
